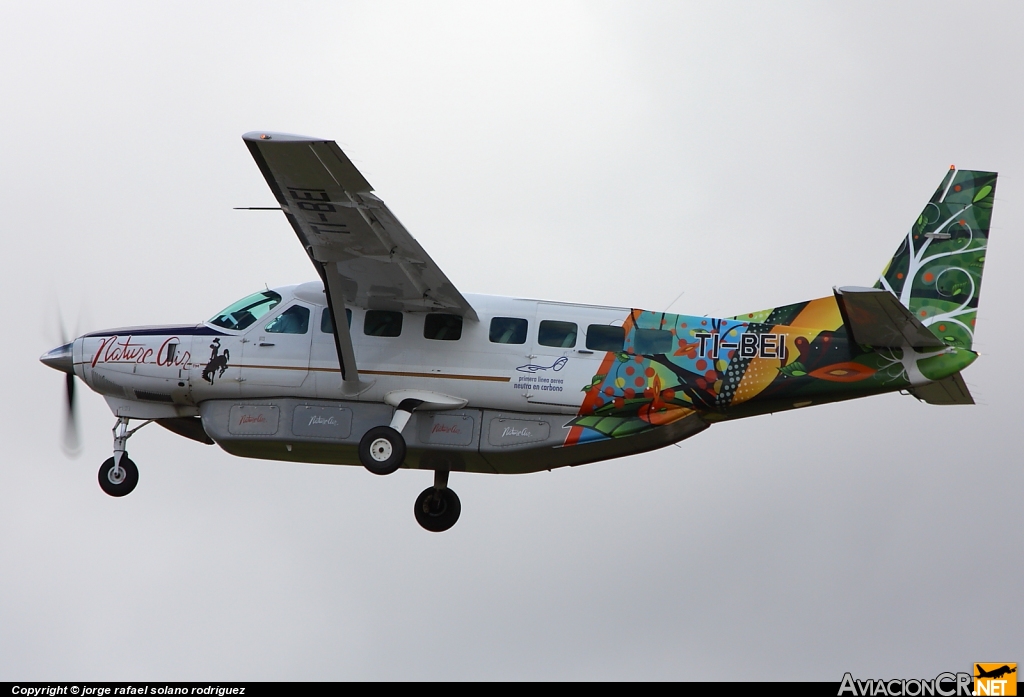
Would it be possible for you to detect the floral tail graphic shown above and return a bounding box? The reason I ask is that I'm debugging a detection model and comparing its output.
[563,168,996,448]
[876,167,995,350]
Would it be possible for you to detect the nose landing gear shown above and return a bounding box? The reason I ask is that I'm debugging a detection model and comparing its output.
[98,417,150,498]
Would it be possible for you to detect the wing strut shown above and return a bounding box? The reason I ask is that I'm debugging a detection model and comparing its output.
[318,261,373,396]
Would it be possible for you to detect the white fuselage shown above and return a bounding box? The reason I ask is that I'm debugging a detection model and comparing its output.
[77,282,630,420]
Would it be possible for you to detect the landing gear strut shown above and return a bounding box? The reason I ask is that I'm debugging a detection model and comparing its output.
[414,469,461,532]
[358,399,421,475]
[98,417,150,497]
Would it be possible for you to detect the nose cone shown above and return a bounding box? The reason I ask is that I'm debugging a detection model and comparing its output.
[40,342,74,374]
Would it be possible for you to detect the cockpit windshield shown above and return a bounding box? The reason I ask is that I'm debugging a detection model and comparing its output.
[209,290,282,331]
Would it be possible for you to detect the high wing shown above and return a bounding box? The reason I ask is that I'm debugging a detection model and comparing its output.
[243,131,478,393]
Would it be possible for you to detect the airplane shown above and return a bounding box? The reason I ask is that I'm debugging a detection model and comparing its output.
[39,132,997,532]
[975,665,1016,680]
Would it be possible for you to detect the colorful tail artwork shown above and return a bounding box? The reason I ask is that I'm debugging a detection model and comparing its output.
[876,167,997,349]
[563,168,996,448]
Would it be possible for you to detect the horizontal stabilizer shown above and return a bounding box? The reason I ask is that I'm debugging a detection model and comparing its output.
[834,287,945,349]
[909,372,975,405]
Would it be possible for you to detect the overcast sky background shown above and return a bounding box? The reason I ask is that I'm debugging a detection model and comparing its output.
[1,1,1020,680]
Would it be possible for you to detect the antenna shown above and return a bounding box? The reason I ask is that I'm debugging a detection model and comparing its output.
[663,289,686,313]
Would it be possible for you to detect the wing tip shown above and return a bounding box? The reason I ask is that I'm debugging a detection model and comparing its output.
[242,131,328,143]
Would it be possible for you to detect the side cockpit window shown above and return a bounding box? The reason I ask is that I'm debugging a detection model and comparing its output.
[265,305,310,334]
[209,291,282,331]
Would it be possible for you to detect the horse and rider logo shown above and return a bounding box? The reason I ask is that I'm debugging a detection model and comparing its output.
[202,338,230,384]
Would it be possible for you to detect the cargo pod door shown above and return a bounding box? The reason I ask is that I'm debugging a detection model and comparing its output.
[525,303,624,409]
[241,301,313,388]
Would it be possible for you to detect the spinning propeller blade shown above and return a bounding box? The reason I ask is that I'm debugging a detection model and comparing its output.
[42,311,82,457]
[62,368,81,457]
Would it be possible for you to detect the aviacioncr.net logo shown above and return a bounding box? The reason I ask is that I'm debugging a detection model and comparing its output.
[839,672,973,696]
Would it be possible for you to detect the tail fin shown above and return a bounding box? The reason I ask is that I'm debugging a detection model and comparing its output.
[876,167,997,349]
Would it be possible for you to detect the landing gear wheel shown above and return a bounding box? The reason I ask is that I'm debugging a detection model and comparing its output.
[358,426,406,475]
[414,486,461,532]
[98,455,139,497]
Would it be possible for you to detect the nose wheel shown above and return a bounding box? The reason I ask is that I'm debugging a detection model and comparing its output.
[98,454,139,497]
[98,416,150,498]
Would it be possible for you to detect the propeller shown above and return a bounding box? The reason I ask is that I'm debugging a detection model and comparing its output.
[41,313,82,457]
[62,366,81,456]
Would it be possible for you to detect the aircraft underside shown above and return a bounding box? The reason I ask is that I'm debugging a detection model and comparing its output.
[199,398,712,475]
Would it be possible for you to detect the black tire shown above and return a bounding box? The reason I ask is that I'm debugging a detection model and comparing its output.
[98,455,139,497]
[414,486,461,532]
[358,426,406,475]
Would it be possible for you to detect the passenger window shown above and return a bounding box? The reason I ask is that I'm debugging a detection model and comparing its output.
[364,310,403,337]
[538,320,577,348]
[424,313,463,341]
[586,324,625,352]
[320,308,352,333]
[265,305,310,334]
[489,317,528,344]
[634,328,672,355]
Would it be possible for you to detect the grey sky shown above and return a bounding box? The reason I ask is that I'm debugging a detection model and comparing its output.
[1,1,1020,680]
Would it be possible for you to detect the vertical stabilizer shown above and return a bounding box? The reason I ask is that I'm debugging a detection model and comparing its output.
[876,168,997,349]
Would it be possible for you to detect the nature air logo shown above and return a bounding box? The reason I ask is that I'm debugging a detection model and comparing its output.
[974,664,1016,696]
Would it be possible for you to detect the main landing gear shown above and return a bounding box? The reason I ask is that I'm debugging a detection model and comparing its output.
[414,469,461,533]
[98,417,150,497]
[357,400,461,532]
[358,398,421,476]
[358,425,406,475]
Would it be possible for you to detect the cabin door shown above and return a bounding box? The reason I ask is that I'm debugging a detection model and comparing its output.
[524,303,624,409]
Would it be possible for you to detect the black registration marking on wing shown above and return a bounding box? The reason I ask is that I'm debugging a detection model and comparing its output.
[286,186,352,225]
[288,187,332,201]
[311,223,350,235]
